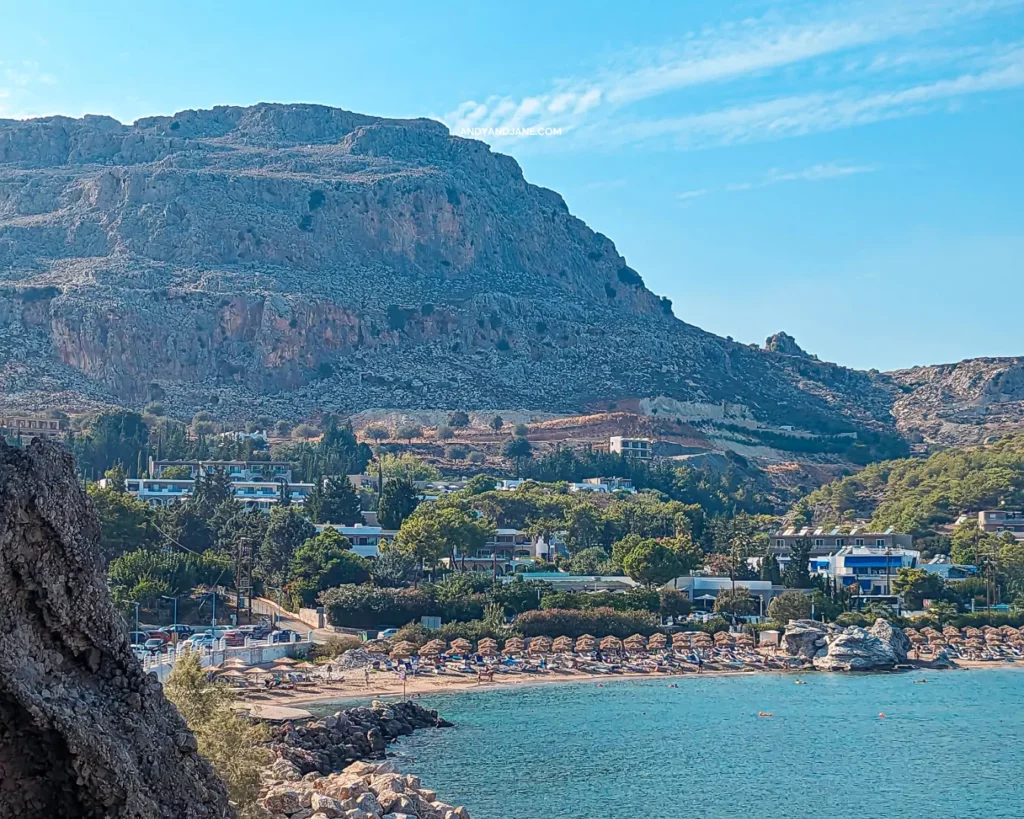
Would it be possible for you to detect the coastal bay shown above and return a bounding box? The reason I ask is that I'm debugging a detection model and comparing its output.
[385,670,1024,819]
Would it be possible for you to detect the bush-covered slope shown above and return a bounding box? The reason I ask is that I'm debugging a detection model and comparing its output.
[793,434,1024,534]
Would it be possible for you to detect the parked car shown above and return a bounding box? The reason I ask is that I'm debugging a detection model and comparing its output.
[182,633,215,651]
[378,628,399,639]
[270,629,296,644]
[146,629,172,644]
[143,638,166,654]
[222,629,246,647]
[128,631,149,646]
[166,624,194,638]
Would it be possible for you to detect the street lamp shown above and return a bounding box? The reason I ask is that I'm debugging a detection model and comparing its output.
[161,595,178,626]
[128,600,140,635]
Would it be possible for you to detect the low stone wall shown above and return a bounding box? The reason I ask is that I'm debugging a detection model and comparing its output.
[298,607,326,629]
[145,641,314,682]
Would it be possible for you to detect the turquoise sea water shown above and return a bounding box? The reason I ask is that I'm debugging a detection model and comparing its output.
[376,670,1024,819]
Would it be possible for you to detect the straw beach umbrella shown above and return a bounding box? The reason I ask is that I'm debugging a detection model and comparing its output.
[528,636,553,655]
[671,633,693,650]
[503,637,526,656]
[222,657,248,668]
[575,635,597,653]
[599,636,623,653]
[647,633,668,651]
[272,657,297,666]
[552,636,575,654]
[390,641,417,658]
[449,638,473,655]
[477,638,499,656]
[365,639,392,653]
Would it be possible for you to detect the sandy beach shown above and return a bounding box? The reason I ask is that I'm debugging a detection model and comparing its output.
[234,656,1019,713]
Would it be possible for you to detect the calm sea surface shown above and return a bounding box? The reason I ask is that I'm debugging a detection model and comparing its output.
[358,669,1024,819]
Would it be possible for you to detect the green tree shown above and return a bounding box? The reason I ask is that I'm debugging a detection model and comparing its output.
[622,539,684,587]
[759,547,783,584]
[501,436,533,477]
[287,528,370,606]
[165,651,270,815]
[392,511,446,569]
[563,502,603,554]
[569,546,611,575]
[87,483,160,564]
[767,590,812,623]
[891,567,949,609]
[371,547,417,587]
[260,507,316,587]
[379,453,441,482]
[190,467,236,519]
[713,587,760,618]
[395,424,422,444]
[489,415,504,433]
[364,424,390,443]
[782,538,813,588]
[659,589,692,619]
[159,464,192,479]
[318,474,363,524]
[926,600,958,626]
[435,425,453,442]
[447,411,470,428]
[377,477,419,529]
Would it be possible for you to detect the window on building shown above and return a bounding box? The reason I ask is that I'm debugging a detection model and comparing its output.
[876,539,885,547]
[814,539,824,547]
[855,538,864,546]
[835,539,845,547]
[776,539,784,548]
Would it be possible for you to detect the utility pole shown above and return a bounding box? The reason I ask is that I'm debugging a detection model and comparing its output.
[235,537,253,625]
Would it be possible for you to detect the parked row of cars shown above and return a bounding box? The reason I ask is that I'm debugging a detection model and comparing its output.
[130,620,295,656]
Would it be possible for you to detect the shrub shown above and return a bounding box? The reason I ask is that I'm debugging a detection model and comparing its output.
[310,633,363,662]
[320,585,436,629]
[514,606,660,638]
[293,423,319,439]
[447,411,470,428]
[467,451,486,464]
[767,590,813,624]
[144,402,166,417]
[274,419,293,436]
[445,444,469,460]
[513,422,529,437]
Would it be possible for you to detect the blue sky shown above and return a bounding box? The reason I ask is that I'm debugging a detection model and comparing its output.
[2,0,1022,371]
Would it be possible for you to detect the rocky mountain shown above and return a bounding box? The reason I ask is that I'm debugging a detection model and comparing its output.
[888,357,1024,446]
[0,103,1018,447]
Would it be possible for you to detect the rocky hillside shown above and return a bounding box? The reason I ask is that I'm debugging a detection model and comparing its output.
[889,357,1024,446]
[0,103,1016,447]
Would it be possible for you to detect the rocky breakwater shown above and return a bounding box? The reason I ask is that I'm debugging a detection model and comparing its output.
[266,701,453,780]
[782,618,913,671]
[260,759,470,819]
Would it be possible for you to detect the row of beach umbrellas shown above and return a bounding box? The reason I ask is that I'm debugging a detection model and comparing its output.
[905,625,1024,648]
[208,655,316,680]
[380,632,750,658]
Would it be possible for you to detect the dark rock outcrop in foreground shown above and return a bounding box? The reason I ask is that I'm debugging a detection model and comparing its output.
[266,700,452,780]
[0,438,232,818]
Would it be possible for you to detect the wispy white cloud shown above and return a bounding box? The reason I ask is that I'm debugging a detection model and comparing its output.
[444,0,1024,152]
[677,189,710,200]
[689,161,878,202]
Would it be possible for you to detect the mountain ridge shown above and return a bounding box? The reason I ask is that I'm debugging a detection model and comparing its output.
[0,103,1019,448]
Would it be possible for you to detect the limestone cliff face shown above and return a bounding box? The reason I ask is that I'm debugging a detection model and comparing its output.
[0,103,995,441]
[0,438,233,817]
[888,357,1024,445]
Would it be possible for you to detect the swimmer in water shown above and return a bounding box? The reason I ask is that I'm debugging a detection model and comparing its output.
[915,679,927,683]
[758,711,773,717]
[794,679,806,685]
[878,712,885,719]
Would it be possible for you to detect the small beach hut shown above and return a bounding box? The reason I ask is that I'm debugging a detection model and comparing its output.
[575,635,597,653]
[528,636,553,655]
[552,636,575,654]
[647,633,668,651]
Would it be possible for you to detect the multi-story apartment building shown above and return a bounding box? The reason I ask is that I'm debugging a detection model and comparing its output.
[977,510,1024,541]
[0,416,63,438]
[111,476,313,511]
[609,436,653,460]
[771,526,914,557]
[148,458,292,482]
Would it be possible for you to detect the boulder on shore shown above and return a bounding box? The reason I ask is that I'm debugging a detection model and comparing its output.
[812,618,911,671]
[781,619,828,660]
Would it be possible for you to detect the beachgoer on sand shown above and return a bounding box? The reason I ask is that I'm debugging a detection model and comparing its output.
[364,667,370,688]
